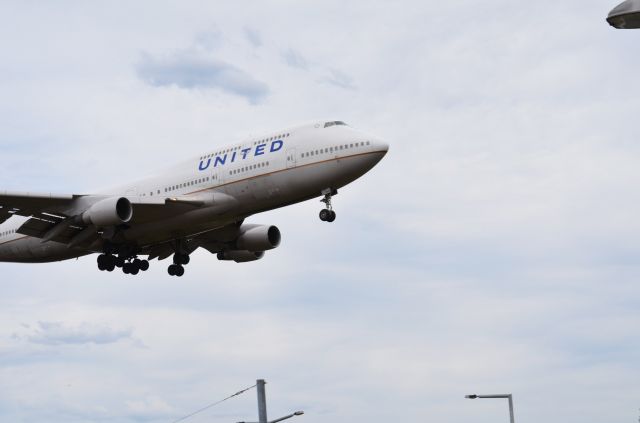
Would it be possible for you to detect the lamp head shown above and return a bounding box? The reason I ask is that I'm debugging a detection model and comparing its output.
[607,0,640,28]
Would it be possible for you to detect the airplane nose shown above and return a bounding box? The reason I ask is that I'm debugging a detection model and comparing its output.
[375,138,389,153]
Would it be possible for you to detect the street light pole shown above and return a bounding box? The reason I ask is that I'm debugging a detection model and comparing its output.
[465,394,515,423]
[237,379,304,423]
[257,379,268,423]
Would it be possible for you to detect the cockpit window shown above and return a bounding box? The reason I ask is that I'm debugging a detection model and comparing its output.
[323,121,347,128]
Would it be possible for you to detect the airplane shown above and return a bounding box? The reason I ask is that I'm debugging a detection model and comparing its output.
[0,120,388,276]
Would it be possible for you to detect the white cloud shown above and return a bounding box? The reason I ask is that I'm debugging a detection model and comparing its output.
[15,321,133,346]
[136,50,269,103]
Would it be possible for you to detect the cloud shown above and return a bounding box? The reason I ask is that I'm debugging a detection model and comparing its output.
[136,50,269,104]
[282,48,309,70]
[244,27,262,48]
[15,321,133,346]
[193,28,224,51]
[320,69,356,90]
[125,396,174,418]
[281,48,356,90]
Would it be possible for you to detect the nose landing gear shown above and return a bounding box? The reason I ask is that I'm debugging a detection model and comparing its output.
[319,188,337,223]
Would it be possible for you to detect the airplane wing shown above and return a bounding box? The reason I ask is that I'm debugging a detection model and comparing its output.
[0,190,239,248]
[0,191,77,224]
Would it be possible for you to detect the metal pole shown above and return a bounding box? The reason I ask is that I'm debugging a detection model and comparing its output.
[257,379,268,423]
[465,394,515,423]
[508,394,515,423]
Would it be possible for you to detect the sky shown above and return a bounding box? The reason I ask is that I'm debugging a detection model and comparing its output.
[1,1,640,422]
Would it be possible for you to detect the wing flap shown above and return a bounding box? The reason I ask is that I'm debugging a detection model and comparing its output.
[17,214,85,244]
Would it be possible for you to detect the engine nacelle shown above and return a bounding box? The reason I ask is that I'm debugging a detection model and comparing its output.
[235,224,281,252]
[81,197,133,227]
[217,250,265,263]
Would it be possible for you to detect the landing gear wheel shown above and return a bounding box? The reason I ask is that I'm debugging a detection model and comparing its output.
[319,209,331,221]
[123,263,131,274]
[115,257,125,268]
[139,260,149,271]
[327,210,336,222]
[175,265,185,277]
[173,254,190,265]
[168,264,184,277]
[97,254,107,271]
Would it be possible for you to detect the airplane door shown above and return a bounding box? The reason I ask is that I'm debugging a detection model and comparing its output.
[212,170,223,186]
[286,148,297,169]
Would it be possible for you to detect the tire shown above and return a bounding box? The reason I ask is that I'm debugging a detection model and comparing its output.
[175,265,185,277]
[182,255,190,265]
[319,209,330,221]
[130,267,139,275]
[97,254,106,270]
[168,265,176,276]
[123,263,131,274]
[139,260,149,271]
[327,210,336,222]
[106,262,115,272]
[115,257,125,268]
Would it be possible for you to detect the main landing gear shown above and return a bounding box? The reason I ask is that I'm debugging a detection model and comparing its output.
[319,188,337,223]
[167,253,189,277]
[97,253,149,275]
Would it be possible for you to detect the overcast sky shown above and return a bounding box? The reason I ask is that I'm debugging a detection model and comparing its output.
[1,1,640,422]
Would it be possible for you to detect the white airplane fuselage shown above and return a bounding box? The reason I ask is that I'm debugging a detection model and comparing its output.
[0,121,388,265]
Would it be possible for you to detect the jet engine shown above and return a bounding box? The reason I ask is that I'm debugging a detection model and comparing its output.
[81,197,133,227]
[217,250,265,263]
[235,224,281,252]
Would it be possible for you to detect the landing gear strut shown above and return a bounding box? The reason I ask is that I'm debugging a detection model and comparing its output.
[167,253,189,277]
[319,188,337,223]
